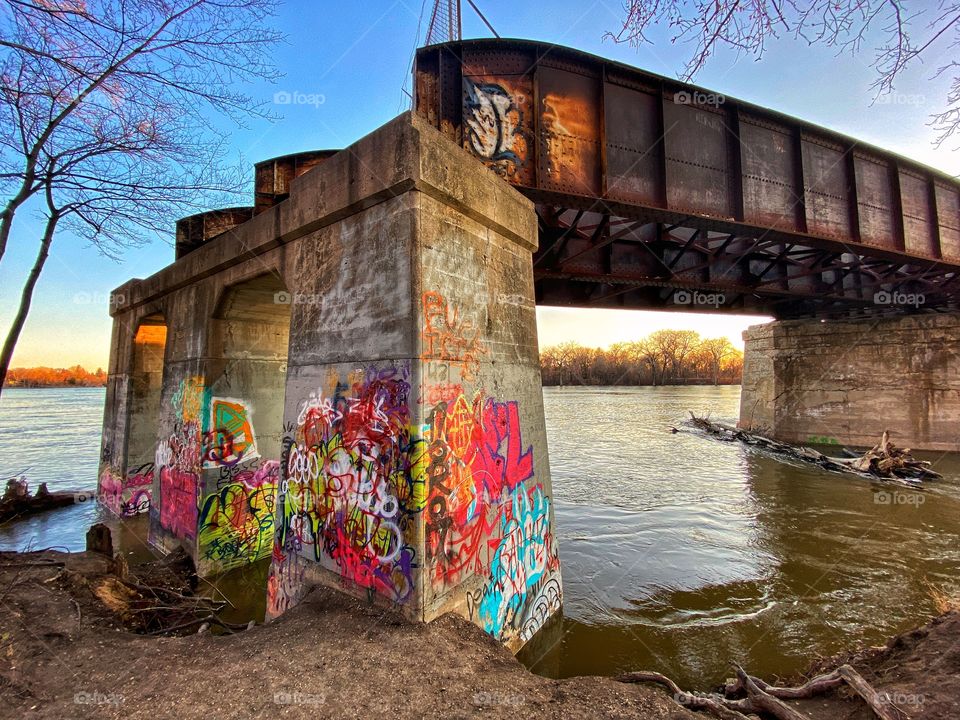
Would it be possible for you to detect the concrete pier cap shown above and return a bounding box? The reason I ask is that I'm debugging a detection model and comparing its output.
[739,315,960,451]
[97,111,562,652]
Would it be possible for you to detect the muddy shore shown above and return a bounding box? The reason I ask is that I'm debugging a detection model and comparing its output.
[0,550,956,719]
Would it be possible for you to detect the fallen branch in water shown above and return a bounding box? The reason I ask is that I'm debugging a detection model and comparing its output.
[0,477,77,522]
[618,662,908,720]
[846,431,939,482]
[685,414,941,484]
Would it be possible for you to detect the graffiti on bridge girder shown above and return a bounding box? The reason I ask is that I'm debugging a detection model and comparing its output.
[462,77,528,181]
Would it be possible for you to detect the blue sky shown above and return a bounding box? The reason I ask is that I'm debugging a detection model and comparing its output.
[1,0,957,368]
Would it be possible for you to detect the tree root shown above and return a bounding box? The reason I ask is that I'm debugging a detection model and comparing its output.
[615,671,753,720]
[618,662,908,720]
[725,668,844,699]
[837,665,907,720]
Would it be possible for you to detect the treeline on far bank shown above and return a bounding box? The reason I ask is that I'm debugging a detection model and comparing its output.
[4,366,107,388]
[540,330,744,386]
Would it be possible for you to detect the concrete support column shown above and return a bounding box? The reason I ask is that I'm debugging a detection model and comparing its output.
[97,300,168,519]
[98,113,562,649]
[145,275,291,576]
[740,315,960,451]
[265,114,562,651]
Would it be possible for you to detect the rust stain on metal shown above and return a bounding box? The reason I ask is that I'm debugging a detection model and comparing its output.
[415,39,960,318]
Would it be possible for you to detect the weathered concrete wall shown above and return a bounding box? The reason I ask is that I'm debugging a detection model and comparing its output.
[98,112,561,652]
[98,308,170,518]
[740,315,960,450]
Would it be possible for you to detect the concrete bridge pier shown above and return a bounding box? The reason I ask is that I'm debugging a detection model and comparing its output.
[739,315,960,451]
[97,112,562,651]
[265,114,562,651]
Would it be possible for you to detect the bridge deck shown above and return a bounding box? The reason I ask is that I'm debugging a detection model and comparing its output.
[414,39,960,318]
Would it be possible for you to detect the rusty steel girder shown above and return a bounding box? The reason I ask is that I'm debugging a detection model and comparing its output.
[414,39,960,318]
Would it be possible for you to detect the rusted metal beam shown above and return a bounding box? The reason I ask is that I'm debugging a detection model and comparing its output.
[415,39,960,316]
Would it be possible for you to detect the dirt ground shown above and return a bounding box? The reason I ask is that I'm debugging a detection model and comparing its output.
[790,611,960,720]
[0,550,956,720]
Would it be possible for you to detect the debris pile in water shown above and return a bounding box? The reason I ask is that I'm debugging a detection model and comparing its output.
[685,414,941,485]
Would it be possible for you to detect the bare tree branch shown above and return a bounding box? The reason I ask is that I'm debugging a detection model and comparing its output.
[0,0,284,393]
[608,0,960,146]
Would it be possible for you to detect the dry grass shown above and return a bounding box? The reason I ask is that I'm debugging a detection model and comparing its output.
[926,581,960,614]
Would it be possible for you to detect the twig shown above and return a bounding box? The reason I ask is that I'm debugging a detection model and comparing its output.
[146,614,250,636]
[195,575,236,608]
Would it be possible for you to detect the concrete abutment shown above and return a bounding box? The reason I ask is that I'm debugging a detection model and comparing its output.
[97,112,562,652]
[740,315,960,451]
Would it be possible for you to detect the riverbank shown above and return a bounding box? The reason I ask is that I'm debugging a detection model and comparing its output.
[0,549,700,720]
[1,549,957,719]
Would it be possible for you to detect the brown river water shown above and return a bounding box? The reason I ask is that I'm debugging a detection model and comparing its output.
[2,386,959,689]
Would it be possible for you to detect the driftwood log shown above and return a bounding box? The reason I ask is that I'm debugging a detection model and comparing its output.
[0,477,77,522]
[686,415,941,484]
[618,662,908,720]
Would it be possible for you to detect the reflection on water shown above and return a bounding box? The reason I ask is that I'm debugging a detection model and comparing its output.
[3,386,960,689]
[518,386,960,688]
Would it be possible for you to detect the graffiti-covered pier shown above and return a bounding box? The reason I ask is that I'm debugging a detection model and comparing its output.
[99,112,560,650]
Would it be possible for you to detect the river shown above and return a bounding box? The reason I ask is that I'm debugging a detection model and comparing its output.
[2,385,959,689]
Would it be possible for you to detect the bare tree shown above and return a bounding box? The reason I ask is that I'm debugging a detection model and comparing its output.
[699,337,736,385]
[539,336,744,386]
[0,0,283,395]
[609,1,960,145]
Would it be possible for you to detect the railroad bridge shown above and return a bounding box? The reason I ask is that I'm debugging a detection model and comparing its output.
[98,39,960,652]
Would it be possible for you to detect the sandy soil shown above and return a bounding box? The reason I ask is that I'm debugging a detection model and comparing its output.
[0,550,955,720]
